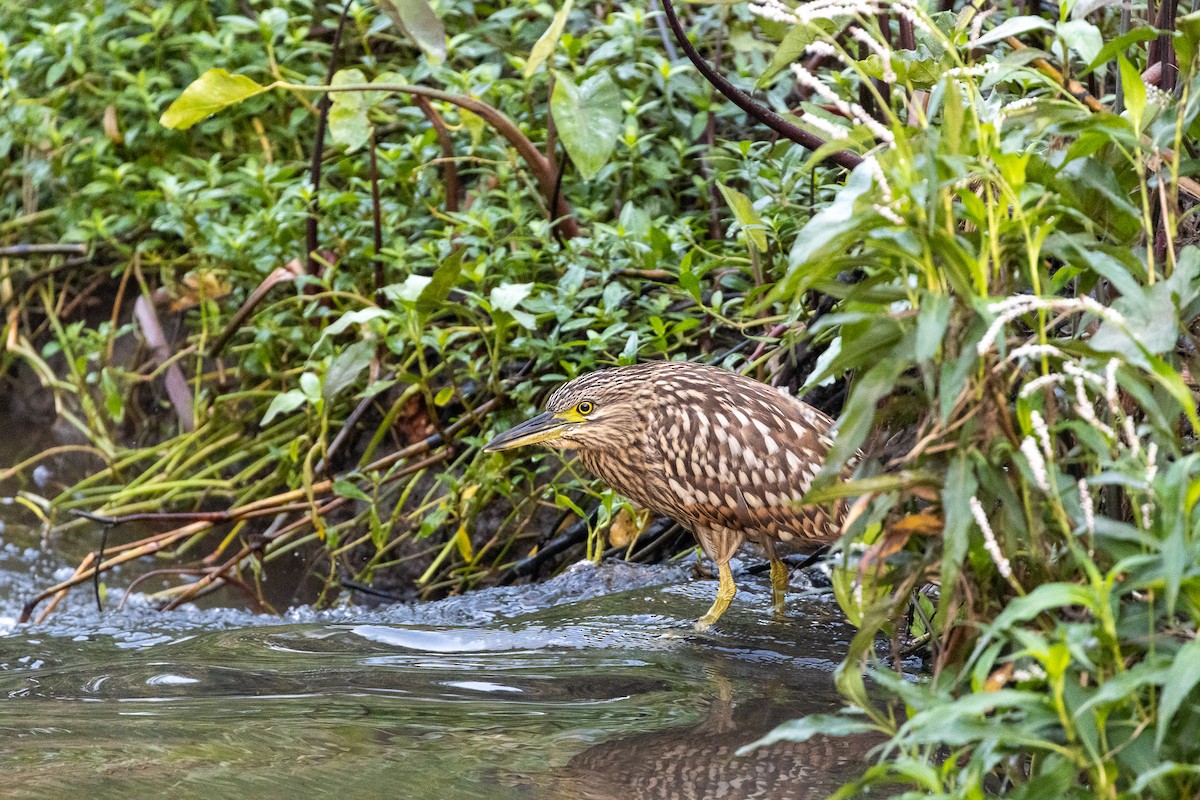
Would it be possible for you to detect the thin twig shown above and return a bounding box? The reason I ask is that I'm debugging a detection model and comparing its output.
[412,95,461,214]
[305,0,354,274]
[0,243,88,258]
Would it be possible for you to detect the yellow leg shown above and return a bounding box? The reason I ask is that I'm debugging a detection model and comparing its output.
[769,558,790,617]
[694,561,737,631]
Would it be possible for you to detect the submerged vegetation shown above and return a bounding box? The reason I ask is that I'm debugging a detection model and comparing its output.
[3,0,1200,796]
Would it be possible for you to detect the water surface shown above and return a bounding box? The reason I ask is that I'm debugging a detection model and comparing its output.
[0,552,870,799]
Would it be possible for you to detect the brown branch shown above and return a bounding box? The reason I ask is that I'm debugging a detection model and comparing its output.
[368,127,386,302]
[413,95,461,214]
[659,0,863,171]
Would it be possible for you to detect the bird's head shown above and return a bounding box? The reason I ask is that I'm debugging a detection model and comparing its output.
[483,367,646,453]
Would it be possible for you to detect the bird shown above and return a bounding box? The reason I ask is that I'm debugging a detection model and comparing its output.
[484,360,847,630]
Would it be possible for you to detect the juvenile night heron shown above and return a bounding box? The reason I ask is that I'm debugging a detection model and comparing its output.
[484,361,846,630]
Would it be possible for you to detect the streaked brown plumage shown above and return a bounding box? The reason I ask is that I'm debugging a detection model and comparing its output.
[484,361,846,629]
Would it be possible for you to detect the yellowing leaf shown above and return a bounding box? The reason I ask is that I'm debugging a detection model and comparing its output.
[377,0,446,64]
[453,524,474,560]
[717,182,768,252]
[525,0,573,78]
[160,69,268,129]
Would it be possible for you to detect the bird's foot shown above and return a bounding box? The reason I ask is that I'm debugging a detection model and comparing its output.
[769,558,790,620]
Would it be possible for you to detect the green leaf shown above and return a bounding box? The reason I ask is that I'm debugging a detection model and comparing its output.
[328,69,372,151]
[815,357,904,486]
[1082,29,1157,75]
[1056,20,1102,66]
[377,0,446,64]
[385,274,433,305]
[261,389,307,426]
[915,292,950,362]
[318,307,391,346]
[1156,637,1200,753]
[805,471,938,503]
[1178,11,1200,75]
[973,16,1054,47]
[735,715,879,755]
[329,104,370,151]
[940,452,977,618]
[788,164,872,270]
[333,480,373,502]
[524,0,573,78]
[324,340,375,400]
[679,259,702,302]
[159,68,268,129]
[415,249,465,315]
[490,282,534,313]
[550,71,621,180]
[1118,54,1146,130]
[716,182,768,252]
[758,25,824,86]
[989,583,1096,633]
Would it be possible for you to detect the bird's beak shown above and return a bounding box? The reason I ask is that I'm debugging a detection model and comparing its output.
[483,411,571,452]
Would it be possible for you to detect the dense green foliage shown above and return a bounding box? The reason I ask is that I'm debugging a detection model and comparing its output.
[4,0,1200,796]
[2,0,816,597]
[732,3,1200,798]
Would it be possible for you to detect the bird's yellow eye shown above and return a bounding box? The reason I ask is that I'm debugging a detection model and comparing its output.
[576,401,595,416]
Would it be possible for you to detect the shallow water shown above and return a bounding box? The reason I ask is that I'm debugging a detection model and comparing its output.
[0,549,870,799]
[0,412,871,799]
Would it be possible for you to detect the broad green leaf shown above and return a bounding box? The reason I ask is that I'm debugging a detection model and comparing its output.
[331,68,367,108]
[1118,54,1146,130]
[160,68,268,129]
[1091,282,1178,356]
[260,7,289,37]
[679,254,702,301]
[318,307,390,345]
[716,182,768,252]
[787,163,873,272]
[329,104,370,151]
[323,340,375,400]
[299,372,322,401]
[415,249,465,315]
[972,15,1053,47]
[990,583,1096,633]
[1178,11,1200,75]
[1082,29,1157,75]
[490,282,534,313]
[383,274,434,306]
[619,331,639,363]
[1156,637,1200,752]
[524,0,573,78]
[550,71,621,180]
[1057,20,1102,66]
[377,0,446,64]
[261,389,307,426]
